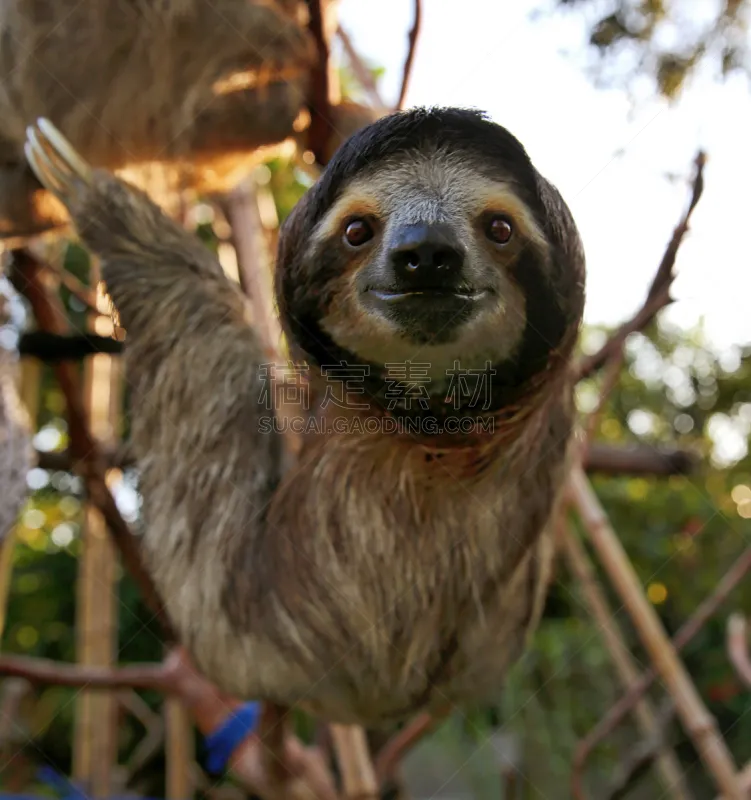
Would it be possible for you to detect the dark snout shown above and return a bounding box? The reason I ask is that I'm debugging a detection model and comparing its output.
[388,223,466,290]
[361,222,492,344]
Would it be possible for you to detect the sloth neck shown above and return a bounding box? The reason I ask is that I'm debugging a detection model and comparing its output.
[291,370,560,461]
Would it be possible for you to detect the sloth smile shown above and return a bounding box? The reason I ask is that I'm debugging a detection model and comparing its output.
[367,287,490,302]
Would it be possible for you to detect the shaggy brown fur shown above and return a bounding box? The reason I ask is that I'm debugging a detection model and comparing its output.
[25,108,585,727]
[0,0,316,238]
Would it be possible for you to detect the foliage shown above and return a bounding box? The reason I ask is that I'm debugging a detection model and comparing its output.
[543,0,751,100]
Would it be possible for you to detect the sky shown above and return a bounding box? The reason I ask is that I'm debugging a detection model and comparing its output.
[338,0,751,353]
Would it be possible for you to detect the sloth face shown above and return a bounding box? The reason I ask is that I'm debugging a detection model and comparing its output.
[311,149,549,378]
[277,109,585,398]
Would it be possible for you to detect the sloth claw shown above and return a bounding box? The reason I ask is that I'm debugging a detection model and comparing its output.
[24,117,92,205]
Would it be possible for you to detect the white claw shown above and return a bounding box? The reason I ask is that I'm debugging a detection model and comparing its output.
[36,117,92,182]
[25,129,66,197]
[24,118,93,207]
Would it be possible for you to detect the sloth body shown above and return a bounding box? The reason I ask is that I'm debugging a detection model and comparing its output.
[25,108,585,726]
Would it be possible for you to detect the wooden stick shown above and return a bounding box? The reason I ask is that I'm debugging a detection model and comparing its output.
[396,0,422,110]
[567,466,744,799]
[219,182,283,357]
[73,259,120,798]
[561,523,692,799]
[165,696,195,800]
[573,545,751,784]
[727,614,751,689]
[330,724,378,799]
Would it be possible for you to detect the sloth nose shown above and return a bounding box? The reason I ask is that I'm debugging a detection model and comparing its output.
[388,223,466,287]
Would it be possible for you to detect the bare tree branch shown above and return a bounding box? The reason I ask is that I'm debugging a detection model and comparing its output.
[561,523,691,799]
[727,613,751,689]
[374,711,442,786]
[577,151,706,380]
[603,699,678,800]
[8,248,176,641]
[33,439,697,481]
[397,0,422,110]
[337,26,387,112]
[329,724,378,799]
[0,654,173,692]
[572,543,751,789]
[305,0,335,165]
[41,259,102,317]
[583,442,697,475]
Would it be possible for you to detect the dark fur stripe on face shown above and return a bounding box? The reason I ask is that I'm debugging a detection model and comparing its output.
[275,107,586,413]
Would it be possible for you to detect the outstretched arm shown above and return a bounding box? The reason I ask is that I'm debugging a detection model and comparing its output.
[24,119,283,615]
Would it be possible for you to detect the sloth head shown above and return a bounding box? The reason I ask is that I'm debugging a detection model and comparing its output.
[276,107,586,414]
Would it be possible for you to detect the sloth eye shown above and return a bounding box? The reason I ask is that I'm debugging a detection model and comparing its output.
[486,215,513,245]
[343,218,374,247]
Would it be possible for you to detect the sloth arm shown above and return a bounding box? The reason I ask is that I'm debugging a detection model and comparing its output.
[24,120,284,543]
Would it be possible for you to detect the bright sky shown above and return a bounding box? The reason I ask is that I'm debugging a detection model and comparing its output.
[338,0,751,353]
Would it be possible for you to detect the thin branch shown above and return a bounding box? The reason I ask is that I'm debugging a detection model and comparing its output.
[337,26,387,112]
[715,762,751,800]
[727,614,751,689]
[329,724,378,799]
[18,331,123,361]
[583,347,625,443]
[561,523,691,799]
[259,703,293,784]
[396,0,422,110]
[568,467,745,800]
[8,248,176,641]
[577,151,706,380]
[603,699,678,800]
[42,260,102,316]
[583,442,697,476]
[305,0,335,165]
[165,649,337,800]
[374,711,443,785]
[36,445,133,472]
[32,440,696,479]
[217,182,283,358]
[572,543,751,788]
[0,654,173,692]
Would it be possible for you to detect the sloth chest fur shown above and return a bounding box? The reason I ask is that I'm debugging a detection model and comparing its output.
[151,409,570,725]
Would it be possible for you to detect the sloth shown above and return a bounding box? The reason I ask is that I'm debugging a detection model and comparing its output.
[25,107,586,726]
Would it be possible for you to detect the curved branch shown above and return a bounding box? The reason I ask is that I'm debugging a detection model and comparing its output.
[374,709,447,786]
[397,0,422,110]
[577,151,706,380]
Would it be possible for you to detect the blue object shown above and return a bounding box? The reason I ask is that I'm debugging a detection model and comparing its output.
[0,703,263,799]
[35,766,87,800]
[204,701,261,774]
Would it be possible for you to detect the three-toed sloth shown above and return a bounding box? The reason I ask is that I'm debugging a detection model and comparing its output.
[26,107,586,726]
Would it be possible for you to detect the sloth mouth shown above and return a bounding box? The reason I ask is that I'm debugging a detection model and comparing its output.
[366,287,490,302]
